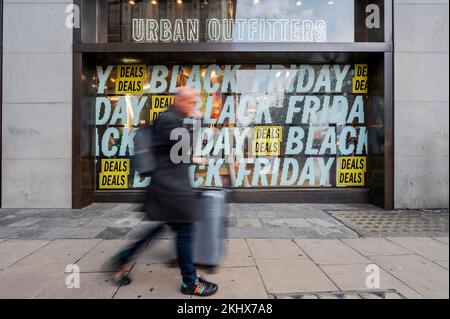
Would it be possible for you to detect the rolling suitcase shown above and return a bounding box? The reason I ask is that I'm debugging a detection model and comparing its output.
[170,188,228,270]
[192,188,228,268]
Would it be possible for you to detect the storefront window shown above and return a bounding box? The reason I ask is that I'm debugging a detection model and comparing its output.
[93,63,376,191]
[82,0,384,43]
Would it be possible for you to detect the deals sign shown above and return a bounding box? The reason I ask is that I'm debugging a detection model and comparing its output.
[352,64,368,94]
[115,65,146,95]
[150,95,175,124]
[337,156,366,187]
[253,126,283,156]
[99,159,130,189]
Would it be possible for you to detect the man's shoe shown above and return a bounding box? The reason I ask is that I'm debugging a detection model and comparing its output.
[181,277,218,297]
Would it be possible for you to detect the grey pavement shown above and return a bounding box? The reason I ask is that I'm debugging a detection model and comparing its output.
[0,203,448,299]
[0,236,447,299]
[1,203,447,241]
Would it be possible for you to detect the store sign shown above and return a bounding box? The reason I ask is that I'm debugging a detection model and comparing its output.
[132,18,327,43]
[94,63,369,190]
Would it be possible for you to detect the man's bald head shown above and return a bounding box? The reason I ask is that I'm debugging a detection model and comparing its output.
[176,86,197,99]
[173,86,198,117]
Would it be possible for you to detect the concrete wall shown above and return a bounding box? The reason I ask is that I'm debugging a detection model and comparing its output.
[2,0,73,208]
[394,0,449,208]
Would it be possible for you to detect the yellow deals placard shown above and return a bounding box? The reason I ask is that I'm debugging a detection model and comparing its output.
[253,126,283,156]
[150,95,175,124]
[337,156,366,187]
[338,156,367,172]
[352,64,368,94]
[99,159,130,189]
[115,65,146,94]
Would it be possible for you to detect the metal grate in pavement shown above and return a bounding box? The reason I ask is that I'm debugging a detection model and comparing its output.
[329,210,449,237]
[273,289,405,299]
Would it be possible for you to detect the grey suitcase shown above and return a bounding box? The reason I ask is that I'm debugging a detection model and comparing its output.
[192,188,228,267]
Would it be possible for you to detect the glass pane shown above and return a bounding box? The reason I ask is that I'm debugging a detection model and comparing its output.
[91,62,381,191]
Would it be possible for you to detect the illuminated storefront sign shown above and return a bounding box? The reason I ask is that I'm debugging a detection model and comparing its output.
[132,18,327,43]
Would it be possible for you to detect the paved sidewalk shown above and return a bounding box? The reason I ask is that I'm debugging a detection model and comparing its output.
[0,204,448,299]
[0,236,448,299]
[2,203,447,240]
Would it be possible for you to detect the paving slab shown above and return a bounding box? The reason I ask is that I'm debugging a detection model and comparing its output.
[291,227,359,239]
[256,258,338,294]
[34,218,91,228]
[82,217,123,228]
[341,238,413,257]
[295,239,371,265]
[76,240,134,272]
[233,212,258,218]
[0,265,64,298]
[35,272,118,299]
[112,216,144,228]
[387,237,449,261]
[95,227,133,239]
[306,218,343,228]
[14,239,101,267]
[261,218,312,228]
[0,240,50,270]
[236,218,263,228]
[276,209,329,219]
[220,239,255,267]
[434,260,449,269]
[106,203,143,212]
[136,239,175,265]
[433,237,449,245]
[319,264,424,299]
[246,239,307,260]
[226,227,295,239]
[256,211,278,219]
[0,227,19,238]
[371,255,449,299]
[38,227,106,239]
[7,218,45,228]
[113,264,190,299]
[193,267,268,299]
[7,227,49,239]
[0,216,31,227]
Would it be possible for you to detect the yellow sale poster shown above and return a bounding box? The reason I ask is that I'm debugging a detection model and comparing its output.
[253,126,283,156]
[150,95,176,124]
[115,65,146,94]
[337,156,366,187]
[352,64,368,94]
[99,159,130,189]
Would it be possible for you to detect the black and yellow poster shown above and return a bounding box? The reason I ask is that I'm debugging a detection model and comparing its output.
[253,126,283,156]
[337,156,366,187]
[352,64,368,94]
[99,159,130,189]
[150,95,175,124]
[115,65,146,95]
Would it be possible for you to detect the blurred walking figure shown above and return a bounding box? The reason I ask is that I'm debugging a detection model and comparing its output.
[107,86,218,297]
